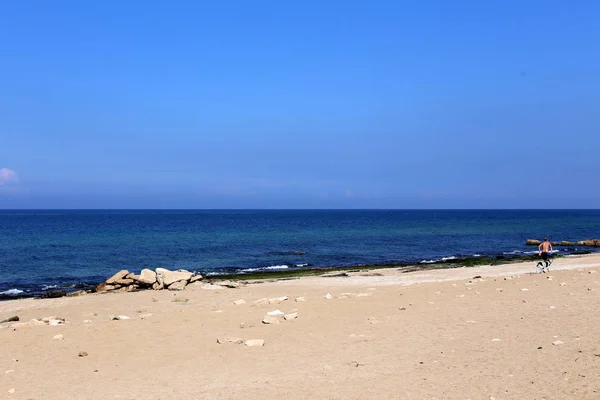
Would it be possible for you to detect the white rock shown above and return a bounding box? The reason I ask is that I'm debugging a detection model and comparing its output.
[233,299,247,305]
[8,388,15,394]
[245,339,265,347]
[295,296,307,302]
[168,280,188,291]
[262,316,280,324]
[106,270,129,284]
[520,288,529,292]
[48,319,64,326]
[217,337,244,344]
[549,306,556,309]
[284,312,298,320]
[325,293,333,299]
[157,268,193,286]
[10,319,46,329]
[83,320,92,323]
[200,284,224,290]
[268,296,289,304]
[138,269,157,285]
[491,338,501,342]
[254,297,269,305]
[552,340,564,345]
[266,310,284,316]
[5,370,14,374]
[356,293,371,297]
[53,334,64,340]
[111,315,131,320]
[214,280,240,288]
[190,275,203,283]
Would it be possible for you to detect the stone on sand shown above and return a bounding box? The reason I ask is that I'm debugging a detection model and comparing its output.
[284,312,298,320]
[269,296,289,304]
[152,281,164,290]
[233,299,247,305]
[157,268,193,286]
[67,290,88,297]
[217,337,244,344]
[96,283,117,293]
[106,270,130,285]
[262,316,281,325]
[53,334,64,340]
[110,315,131,320]
[254,298,269,305]
[190,274,203,283]
[78,351,88,357]
[245,339,265,347]
[325,293,333,299]
[11,319,46,328]
[168,280,188,291]
[214,280,240,288]
[138,269,157,285]
[266,310,284,316]
[295,296,307,302]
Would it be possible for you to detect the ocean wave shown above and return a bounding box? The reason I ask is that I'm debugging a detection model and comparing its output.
[42,285,58,290]
[296,263,309,267]
[472,254,482,257]
[240,265,290,273]
[0,289,24,296]
[419,259,437,264]
[441,256,457,261]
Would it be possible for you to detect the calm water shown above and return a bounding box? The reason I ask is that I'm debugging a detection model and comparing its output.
[1,210,599,297]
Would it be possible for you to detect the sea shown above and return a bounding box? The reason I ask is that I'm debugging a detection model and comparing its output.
[1,209,599,298]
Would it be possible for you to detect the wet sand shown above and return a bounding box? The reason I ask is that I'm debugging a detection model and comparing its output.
[2,254,600,399]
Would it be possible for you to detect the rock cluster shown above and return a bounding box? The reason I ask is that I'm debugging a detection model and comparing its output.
[526,239,600,247]
[96,268,203,293]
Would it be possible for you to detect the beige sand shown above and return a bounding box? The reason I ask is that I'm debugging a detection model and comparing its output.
[2,254,600,400]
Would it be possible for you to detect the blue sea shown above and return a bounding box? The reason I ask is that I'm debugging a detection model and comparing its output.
[1,210,599,298]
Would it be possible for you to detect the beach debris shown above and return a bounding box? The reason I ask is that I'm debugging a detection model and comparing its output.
[269,296,289,304]
[295,296,307,302]
[10,317,65,329]
[284,312,298,320]
[78,351,88,357]
[53,334,64,340]
[266,310,284,316]
[325,293,333,300]
[217,337,244,345]
[244,339,265,347]
[520,288,530,292]
[110,315,131,321]
[167,280,188,291]
[262,316,281,325]
[552,340,564,345]
[0,316,19,323]
[233,299,246,305]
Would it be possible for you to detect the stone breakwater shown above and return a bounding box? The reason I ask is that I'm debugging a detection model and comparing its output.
[96,268,204,293]
[525,239,600,247]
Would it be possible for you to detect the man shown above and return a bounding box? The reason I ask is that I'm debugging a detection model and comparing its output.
[538,238,553,267]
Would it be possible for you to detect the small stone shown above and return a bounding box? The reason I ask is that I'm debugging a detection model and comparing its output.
[5,370,14,374]
[254,298,269,305]
[190,275,203,283]
[214,280,240,288]
[295,296,307,302]
[8,388,15,394]
[504,277,513,280]
[245,339,265,347]
[559,282,567,286]
[491,338,501,342]
[171,297,189,303]
[53,334,64,340]
[284,312,298,320]
[48,318,65,326]
[233,299,247,305]
[78,351,88,357]
[325,293,333,299]
[111,315,131,320]
[266,310,284,316]
[549,306,556,309]
[520,288,529,292]
[262,316,280,324]
[217,337,244,344]
[552,340,564,345]
[589,270,597,274]
[268,296,289,304]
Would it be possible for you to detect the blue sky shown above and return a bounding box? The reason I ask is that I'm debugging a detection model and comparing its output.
[1,0,599,208]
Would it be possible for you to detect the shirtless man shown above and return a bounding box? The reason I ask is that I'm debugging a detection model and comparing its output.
[538,238,553,266]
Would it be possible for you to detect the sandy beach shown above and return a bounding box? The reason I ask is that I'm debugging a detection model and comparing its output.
[2,254,600,400]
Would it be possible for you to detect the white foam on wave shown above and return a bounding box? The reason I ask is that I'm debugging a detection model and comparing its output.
[472,254,482,257]
[296,263,309,267]
[42,285,58,290]
[419,260,437,264]
[441,256,457,261]
[0,289,24,296]
[240,265,290,273]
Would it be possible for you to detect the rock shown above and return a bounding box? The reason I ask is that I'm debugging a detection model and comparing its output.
[110,315,131,320]
[67,290,87,297]
[168,280,188,291]
[214,280,239,288]
[284,312,298,320]
[96,283,117,293]
[491,338,501,342]
[48,318,65,326]
[126,284,139,292]
[157,268,193,286]
[53,334,64,340]
[217,337,244,344]
[106,270,130,284]
[190,274,203,283]
[254,298,269,305]
[262,316,281,324]
[245,339,265,347]
[125,273,140,281]
[520,288,529,292]
[266,310,284,316]
[233,299,247,305]
[172,297,189,303]
[294,296,307,302]
[10,319,46,328]
[40,290,67,299]
[138,269,157,285]
[559,282,567,286]
[155,270,165,287]
[325,293,333,299]
[152,281,164,290]
[552,340,564,345]
[526,239,541,245]
[0,316,19,323]
[200,284,224,290]
[8,388,15,394]
[113,278,134,286]
[78,351,88,357]
[268,296,289,304]
[589,270,597,274]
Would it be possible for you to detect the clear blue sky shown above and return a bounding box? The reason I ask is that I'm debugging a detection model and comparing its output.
[1,0,599,209]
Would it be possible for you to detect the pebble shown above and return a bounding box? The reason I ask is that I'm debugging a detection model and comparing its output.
[78,351,88,357]
[8,388,15,394]
[559,283,567,286]
[266,310,284,316]
[83,320,92,323]
[53,334,64,340]
[268,296,289,304]
[245,339,265,347]
[284,312,298,320]
[217,337,244,345]
[552,340,564,345]
[491,338,501,342]
[549,306,556,309]
[295,297,307,302]
[110,315,131,320]
[520,288,529,292]
[325,293,333,300]
[5,370,14,374]
[233,299,246,306]
[262,316,280,325]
